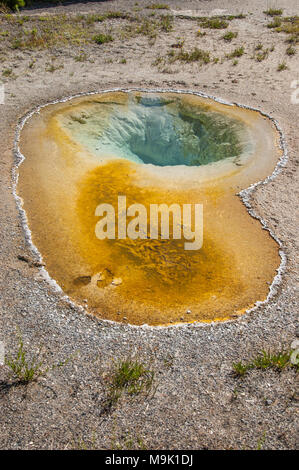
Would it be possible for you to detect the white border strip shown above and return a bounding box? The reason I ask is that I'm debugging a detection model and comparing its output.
[12,88,288,329]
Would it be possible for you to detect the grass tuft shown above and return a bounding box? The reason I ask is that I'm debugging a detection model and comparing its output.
[264,8,283,17]
[233,349,298,377]
[93,33,114,45]
[277,61,288,71]
[286,45,296,55]
[103,357,155,411]
[4,328,75,384]
[147,3,169,9]
[199,18,228,29]
[222,31,238,41]
[160,14,173,32]
[5,330,48,383]
[267,17,282,28]
[229,46,245,58]
[172,47,210,64]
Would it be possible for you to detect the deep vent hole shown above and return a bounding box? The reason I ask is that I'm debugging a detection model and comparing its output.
[67,96,246,167]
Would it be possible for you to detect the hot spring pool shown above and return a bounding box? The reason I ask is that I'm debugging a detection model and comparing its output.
[17,91,282,325]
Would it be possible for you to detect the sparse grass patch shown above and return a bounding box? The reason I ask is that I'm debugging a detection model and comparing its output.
[286,45,296,55]
[171,47,210,64]
[170,38,184,48]
[105,11,128,20]
[74,52,87,62]
[160,14,173,32]
[11,38,23,49]
[277,61,288,71]
[222,31,238,41]
[256,49,269,61]
[4,329,76,385]
[86,11,128,24]
[7,15,91,50]
[111,432,147,450]
[267,17,282,28]
[286,34,299,44]
[103,357,155,411]
[225,14,246,20]
[2,67,12,76]
[233,349,298,377]
[199,17,228,29]
[93,33,114,45]
[86,14,106,24]
[110,358,154,395]
[275,15,299,37]
[229,46,245,58]
[45,62,64,72]
[119,14,172,41]
[5,332,49,383]
[264,8,283,17]
[147,3,169,9]
[152,55,163,66]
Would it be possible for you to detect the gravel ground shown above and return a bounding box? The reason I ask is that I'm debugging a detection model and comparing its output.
[0,0,298,450]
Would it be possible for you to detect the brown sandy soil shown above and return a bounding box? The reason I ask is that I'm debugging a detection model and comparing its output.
[0,0,298,450]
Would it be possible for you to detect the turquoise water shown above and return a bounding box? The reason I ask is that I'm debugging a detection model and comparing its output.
[65,95,247,167]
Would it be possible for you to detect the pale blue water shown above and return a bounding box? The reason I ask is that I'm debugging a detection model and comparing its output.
[64,95,247,167]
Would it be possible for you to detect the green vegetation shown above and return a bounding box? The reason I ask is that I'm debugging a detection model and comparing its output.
[111,433,147,450]
[256,431,267,450]
[86,11,128,23]
[147,3,169,9]
[74,52,87,62]
[222,31,238,41]
[119,14,173,41]
[233,349,297,377]
[199,18,228,29]
[93,33,114,45]
[160,14,173,32]
[253,44,271,62]
[276,16,299,42]
[110,358,154,396]
[256,50,269,61]
[5,332,49,383]
[264,8,283,17]
[267,17,282,28]
[277,61,288,71]
[229,46,245,58]
[2,0,25,11]
[170,47,210,64]
[264,14,299,43]
[2,67,12,76]
[45,62,64,72]
[103,357,155,411]
[286,45,296,55]
[2,11,175,51]
[4,329,75,384]
[6,14,91,50]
